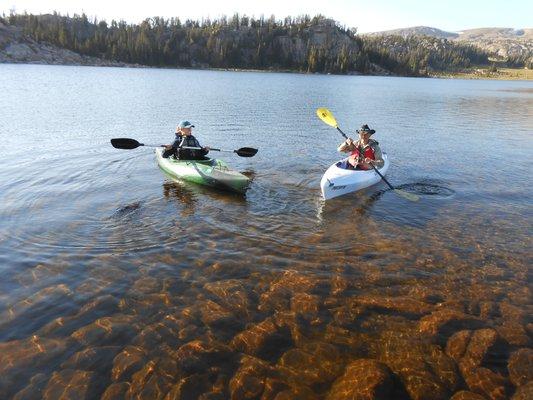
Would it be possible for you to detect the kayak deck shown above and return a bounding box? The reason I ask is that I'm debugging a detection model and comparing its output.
[155,148,250,194]
[320,154,390,200]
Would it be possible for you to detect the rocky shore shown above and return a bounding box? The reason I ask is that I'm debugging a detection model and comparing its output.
[0,21,131,67]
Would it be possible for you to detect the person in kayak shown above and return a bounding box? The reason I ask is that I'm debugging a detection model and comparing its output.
[337,124,384,170]
[163,120,210,160]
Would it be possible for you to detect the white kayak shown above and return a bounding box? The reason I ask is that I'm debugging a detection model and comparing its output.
[320,154,390,200]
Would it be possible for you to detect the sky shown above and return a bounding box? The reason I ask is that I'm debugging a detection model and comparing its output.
[2,0,532,33]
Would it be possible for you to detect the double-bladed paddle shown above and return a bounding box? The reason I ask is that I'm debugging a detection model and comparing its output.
[110,138,258,157]
[316,108,419,202]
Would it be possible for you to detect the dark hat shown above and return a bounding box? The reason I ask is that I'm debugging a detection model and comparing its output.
[357,124,375,135]
[178,120,195,129]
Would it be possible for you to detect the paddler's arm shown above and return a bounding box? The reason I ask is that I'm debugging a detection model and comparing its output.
[337,138,355,153]
[371,145,384,168]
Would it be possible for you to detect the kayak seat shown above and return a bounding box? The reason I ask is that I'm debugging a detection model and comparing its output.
[337,160,356,170]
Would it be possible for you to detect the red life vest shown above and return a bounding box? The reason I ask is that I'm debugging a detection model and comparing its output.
[349,145,375,170]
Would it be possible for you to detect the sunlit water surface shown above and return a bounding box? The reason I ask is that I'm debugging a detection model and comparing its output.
[0,64,531,399]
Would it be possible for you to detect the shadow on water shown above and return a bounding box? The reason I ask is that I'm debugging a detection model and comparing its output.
[318,179,456,228]
[396,179,456,200]
[160,175,249,207]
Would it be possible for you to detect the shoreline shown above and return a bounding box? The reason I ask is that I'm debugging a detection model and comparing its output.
[1,60,531,81]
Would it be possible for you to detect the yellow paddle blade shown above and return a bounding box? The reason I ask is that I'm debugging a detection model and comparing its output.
[316,108,338,128]
[394,189,420,202]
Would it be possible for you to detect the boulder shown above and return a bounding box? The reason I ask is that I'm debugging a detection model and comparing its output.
[290,293,321,321]
[229,356,271,400]
[0,284,77,340]
[326,359,394,400]
[511,381,533,400]
[231,317,292,359]
[450,390,489,400]
[278,342,343,388]
[199,300,241,331]
[71,314,138,346]
[42,369,97,400]
[12,373,49,400]
[353,295,433,316]
[462,367,509,400]
[165,373,212,400]
[126,357,179,400]
[111,345,147,382]
[204,279,251,318]
[496,323,531,346]
[61,345,121,371]
[101,382,130,400]
[0,336,73,398]
[508,348,533,387]
[174,340,235,374]
[38,294,120,337]
[419,308,482,340]
[379,333,460,400]
[446,330,472,362]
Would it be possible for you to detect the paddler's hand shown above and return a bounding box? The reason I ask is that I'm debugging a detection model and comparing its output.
[164,144,172,150]
[364,157,373,164]
[203,146,210,152]
[345,138,354,146]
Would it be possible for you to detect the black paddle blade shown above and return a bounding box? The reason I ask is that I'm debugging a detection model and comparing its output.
[110,138,143,150]
[235,147,258,157]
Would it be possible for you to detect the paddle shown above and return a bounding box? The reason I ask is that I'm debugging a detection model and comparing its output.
[316,108,419,202]
[110,138,258,157]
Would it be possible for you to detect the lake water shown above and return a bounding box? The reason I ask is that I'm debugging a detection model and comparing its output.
[0,64,531,399]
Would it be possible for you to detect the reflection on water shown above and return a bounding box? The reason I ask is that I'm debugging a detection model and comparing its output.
[0,65,531,399]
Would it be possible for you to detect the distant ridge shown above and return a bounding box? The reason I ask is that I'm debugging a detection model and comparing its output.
[366,26,533,62]
[366,26,458,39]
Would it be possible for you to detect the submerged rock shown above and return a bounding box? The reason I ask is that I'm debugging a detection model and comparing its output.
[229,356,271,400]
[42,369,97,400]
[126,357,180,400]
[449,329,511,400]
[165,373,212,400]
[508,348,533,387]
[61,345,121,371]
[511,381,533,400]
[111,345,148,382]
[101,382,130,400]
[419,308,482,339]
[174,340,235,374]
[71,314,138,346]
[326,359,394,400]
[0,284,77,340]
[290,293,321,322]
[0,336,73,398]
[496,322,531,347]
[353,295,433,317]
[258,270,323,312]
[450,391,488,400]
[12,373,49,400]
[38,294,120,337]
[204,279,251,318]
[199,300,241,331]
[278,342,343,388]
[379,333,460,400]
[231,317,292,359]
[462,367,509,400]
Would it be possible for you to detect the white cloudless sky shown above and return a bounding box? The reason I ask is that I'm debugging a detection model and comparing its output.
[2,0,532,33]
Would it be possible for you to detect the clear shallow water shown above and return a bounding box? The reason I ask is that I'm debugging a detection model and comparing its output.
[0,64,531,399]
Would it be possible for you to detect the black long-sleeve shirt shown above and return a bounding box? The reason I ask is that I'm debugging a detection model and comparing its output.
[177,135,208,160]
